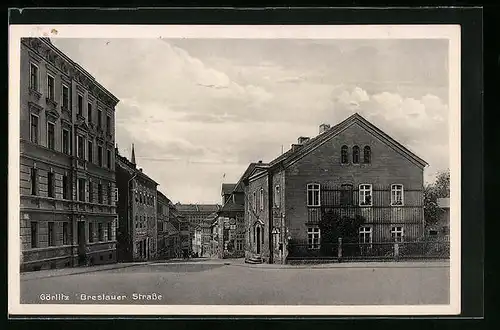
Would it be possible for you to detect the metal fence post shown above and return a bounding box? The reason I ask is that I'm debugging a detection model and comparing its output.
[338,237,343,262]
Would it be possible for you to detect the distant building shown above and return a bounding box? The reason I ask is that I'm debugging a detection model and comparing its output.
[19,37,120,271]
[427,198,450,240]
[244,113,428,264]
[175,203,221,227]
[115,145,158,262]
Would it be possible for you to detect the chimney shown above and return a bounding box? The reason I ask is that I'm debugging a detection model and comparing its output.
[131,143,136,165]
[298,136,310,145]
[258,160,263,164]
[319,123,331,134]
[291,144,303,152]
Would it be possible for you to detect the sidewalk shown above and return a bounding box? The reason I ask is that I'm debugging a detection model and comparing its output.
[20,261,152,281]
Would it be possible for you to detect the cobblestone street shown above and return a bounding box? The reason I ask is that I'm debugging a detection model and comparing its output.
[20,259,450,305]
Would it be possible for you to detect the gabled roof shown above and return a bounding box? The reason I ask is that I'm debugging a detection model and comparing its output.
[221,183,236,195]
[251,113,427,177]
[233,163,259,192]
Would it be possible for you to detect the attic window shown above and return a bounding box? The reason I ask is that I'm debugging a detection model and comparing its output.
[352,146,360,164]
[363,146,371,164]
[341,145,348,164]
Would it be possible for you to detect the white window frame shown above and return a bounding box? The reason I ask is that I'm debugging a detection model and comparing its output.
[359,226,373,244]
[61,84,69,109]
[29,62,39,91]
[30,113,39,144]
[359,184,373,206]
[391,184,404,206]
[307,227,321,250]
[46,121,56,150]
[391,226,404,243]
[259,188,264,211]
[47,73,55,100]
[307,183,321,207]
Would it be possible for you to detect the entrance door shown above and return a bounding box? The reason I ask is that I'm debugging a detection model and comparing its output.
[77,221,86,265]
[256,226,261,254]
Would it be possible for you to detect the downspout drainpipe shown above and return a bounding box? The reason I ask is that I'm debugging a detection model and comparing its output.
[268,169,274,264]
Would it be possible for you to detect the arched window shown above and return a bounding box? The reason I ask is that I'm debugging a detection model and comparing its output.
[352,146,360,164]
[363,146,371,164]
[341,145,348,164]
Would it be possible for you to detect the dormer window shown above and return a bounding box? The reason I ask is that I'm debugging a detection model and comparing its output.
[341,145,348,164]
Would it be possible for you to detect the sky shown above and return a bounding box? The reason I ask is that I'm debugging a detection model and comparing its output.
[51,38,450,204]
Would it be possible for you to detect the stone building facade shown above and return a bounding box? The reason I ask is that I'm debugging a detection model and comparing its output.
[244,113,428,264]
[115,146,158,262]
[19,38,120,272]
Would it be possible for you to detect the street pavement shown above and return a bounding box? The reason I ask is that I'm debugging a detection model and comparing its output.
[20,258,450,305]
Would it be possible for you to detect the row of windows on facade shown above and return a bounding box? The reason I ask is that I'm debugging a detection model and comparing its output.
[306,226,405,250]
[30,63,113,134]
[341,145,371,164]
[306,183,405,207]
[28,168,116,205]
[30,114,113,170]
[29,221,113,249]
[136,239,155,259]
[247,183,405,211]
[135,191,155,207]
[135,214,155,229]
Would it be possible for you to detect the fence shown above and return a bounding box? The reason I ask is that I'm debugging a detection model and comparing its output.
[286,238,449,262]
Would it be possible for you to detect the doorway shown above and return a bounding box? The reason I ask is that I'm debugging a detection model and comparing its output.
[77,221,86,265]
[256,226,261,254]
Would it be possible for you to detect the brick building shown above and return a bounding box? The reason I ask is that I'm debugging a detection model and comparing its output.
[157,191,182,259]
[115,145,158,262]
[19,38,120,271]
[244,113,428,264]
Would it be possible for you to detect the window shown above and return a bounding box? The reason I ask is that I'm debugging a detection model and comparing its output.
[88,181,94,203]
[236,239,244,251]
[62,175,68,200]
[98,183,103,204]
[391,226,404,242]
[259,188,264,210]
[135,215,139,228]
[30,222,38,248]
[253,191,256,212]
[97,146,103,167]
[341,145,348,164]
[77,135,85,159]
[391,184,404,206]
[107,149,112,169]
[98,109,102,129]
[30,63,39,91]
[46,122,55,150]
[363,146,371,164]
[98,223,104,241]
[107,185,112,205]
[107,222,113,241]
[78,178,86,202]
[77,94,83,116]
[274,185,281,207]
[88,223,94,243]
[106,115,111,134]
[47,74,55,100]
[340,184,353,206]
[48,222,55,246]
[30,168,38,195]
[307,227,320,249]
[63,222,70,245]
[359,226,372,244]
[62,85,69,109]
[352,145,360,164]
[62,129,70,154]
[87,103,92,123]
[307,183,320,207]
[359,184,372,206]
[47,171,55,198]
[87,140,93,162]
[135,192,139,203]
[428,230,438,237]
[114,188,119,202]
[30,114,39,144]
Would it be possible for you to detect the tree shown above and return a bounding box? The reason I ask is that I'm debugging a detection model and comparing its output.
[318,210,366,255]
[424,170,450,227]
